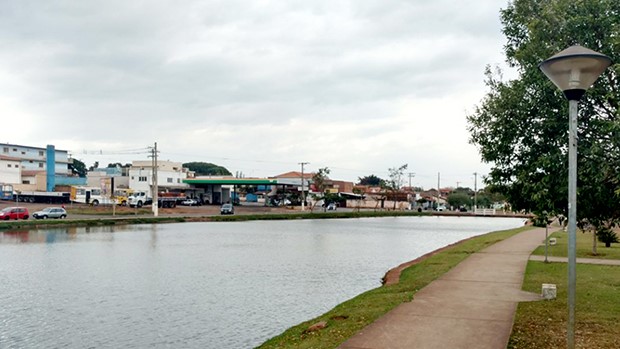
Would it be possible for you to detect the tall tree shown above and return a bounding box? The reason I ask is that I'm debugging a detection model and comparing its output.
[311,167,331,212]
[357,175,385,186]
[183,162,232,176]
[384,164,408,210]
[467,0,620,248]
[69,158,87,177]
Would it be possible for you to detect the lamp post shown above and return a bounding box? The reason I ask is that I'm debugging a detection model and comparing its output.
[539,45,612,349]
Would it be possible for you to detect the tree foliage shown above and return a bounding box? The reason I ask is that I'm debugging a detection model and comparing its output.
[467,0,620,231]
[69,158,87,177]
[447,193,471,209]
[311,167,331,211]
[357,175,385,186]
[106,162,131,168]
[183,162,232,176]
[384,164,407,209]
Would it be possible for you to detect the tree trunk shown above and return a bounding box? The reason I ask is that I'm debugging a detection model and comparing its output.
[592,230,598,255]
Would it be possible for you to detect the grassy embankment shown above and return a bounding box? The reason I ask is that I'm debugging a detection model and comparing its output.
[509,230,620,348]
[257,226,531,349]
[0,210,431,230]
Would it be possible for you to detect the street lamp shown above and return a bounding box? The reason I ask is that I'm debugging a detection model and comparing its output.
[539,45,612,349]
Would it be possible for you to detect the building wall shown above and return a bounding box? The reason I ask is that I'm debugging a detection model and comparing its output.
[128,160,189,196]
[0,143,70,175]
[0,157,21,184]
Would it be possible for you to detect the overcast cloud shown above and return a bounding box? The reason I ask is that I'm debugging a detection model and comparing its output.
[0,0,513,189]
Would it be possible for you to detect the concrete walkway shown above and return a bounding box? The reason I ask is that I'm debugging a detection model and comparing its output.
[338,227,547,349]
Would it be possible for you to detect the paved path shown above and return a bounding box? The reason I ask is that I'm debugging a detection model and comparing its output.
[338,227,547,349]
[529,255,620,265]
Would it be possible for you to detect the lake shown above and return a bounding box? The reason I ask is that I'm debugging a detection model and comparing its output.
[0,216,526,348]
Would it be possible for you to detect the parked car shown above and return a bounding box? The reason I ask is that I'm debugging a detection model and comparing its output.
[220,203,234,215]
[326,202,337,211]
[33,207,67,219]
[181,198,200,206]
[0,207,29,220]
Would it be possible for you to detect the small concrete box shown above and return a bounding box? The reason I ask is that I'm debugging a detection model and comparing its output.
[542,283,557,300]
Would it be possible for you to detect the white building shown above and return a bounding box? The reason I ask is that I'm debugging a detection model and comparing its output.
[0,143,70,177]
[128,160,192,196]
[0,155,22,184]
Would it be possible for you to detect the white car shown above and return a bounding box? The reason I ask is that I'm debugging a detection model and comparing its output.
[181,199,199,206]
[33,207,67,219]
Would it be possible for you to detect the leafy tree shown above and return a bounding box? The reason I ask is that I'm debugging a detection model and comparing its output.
[69,158,87,177]
[358,175,385,186]
[597,226,619,248]
[383,164,407,210]
[467,0,620,250]
[88,161,99,172]
[183,162,232,176]
[106,162,131,168]
[311,167,331,212]
[447,193,471,209]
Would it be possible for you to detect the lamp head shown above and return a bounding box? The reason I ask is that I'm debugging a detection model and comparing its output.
[539,45,612,100]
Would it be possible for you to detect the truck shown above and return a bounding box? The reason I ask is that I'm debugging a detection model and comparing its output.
[127,191,152,208]
[1,183,14,200]
[113,188,134,206]
[128,191,184,208]
[15,190,71,204]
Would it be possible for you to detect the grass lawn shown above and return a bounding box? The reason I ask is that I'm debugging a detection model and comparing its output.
[257,226,532,349]
[532,229,620,260]
[509,261,620,348]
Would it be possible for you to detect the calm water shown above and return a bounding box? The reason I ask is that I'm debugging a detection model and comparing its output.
[0,216,525,348]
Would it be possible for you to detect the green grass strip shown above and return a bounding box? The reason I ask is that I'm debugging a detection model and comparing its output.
[532,230,620,260]
[257,226,532,349]
[509,261,620,348]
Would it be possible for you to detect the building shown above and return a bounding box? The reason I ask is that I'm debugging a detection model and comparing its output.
[0,155,21,184]
[128,160,192,196]
[0,143,85,190]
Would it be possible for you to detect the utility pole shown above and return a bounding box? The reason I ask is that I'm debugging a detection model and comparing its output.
[437,172,440,209]
[408,172,415,189]
[473,172,478,211]
[299,162,309,211]
[456,181,461,189]
[149,142,159,217]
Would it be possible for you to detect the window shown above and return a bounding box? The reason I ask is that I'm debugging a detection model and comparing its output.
[21,151,26,155]
[7,164,10,168]
[12,148,17,151]
[167,178,173,183]
[29,160,33,163]
[177,179,180,183]
[39,163,43,168]
[139,176,147,182]
[39,150,44,156]
[2,147,7,153]
[22,180,30,184]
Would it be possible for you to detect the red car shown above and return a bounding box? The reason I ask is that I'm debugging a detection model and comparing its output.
[0,207,29,220]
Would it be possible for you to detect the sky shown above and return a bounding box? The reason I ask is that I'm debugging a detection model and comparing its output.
[0,0,515,190]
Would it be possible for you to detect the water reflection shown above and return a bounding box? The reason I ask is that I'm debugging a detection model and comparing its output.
[0,217,526,349]
[0,226,119,244]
